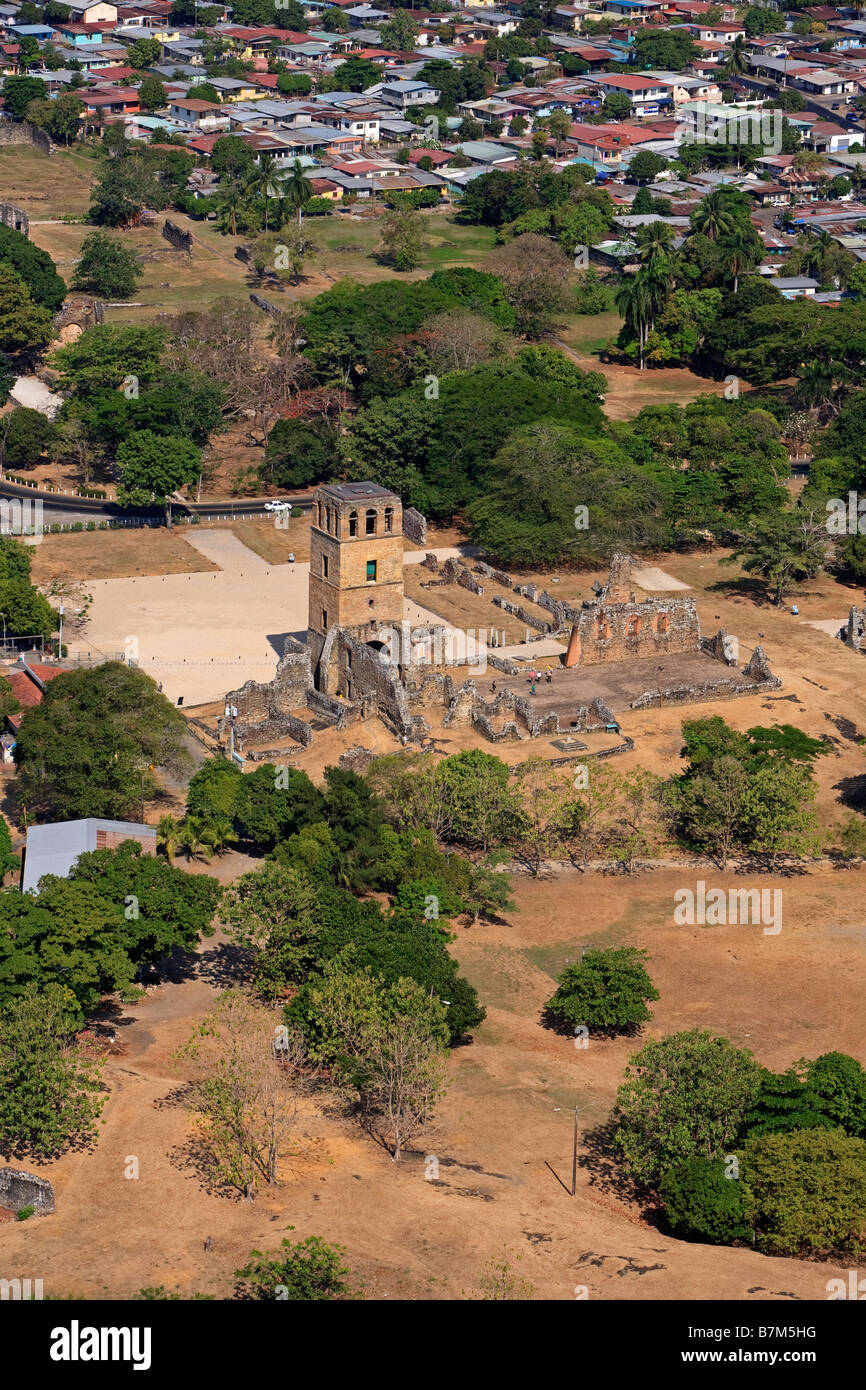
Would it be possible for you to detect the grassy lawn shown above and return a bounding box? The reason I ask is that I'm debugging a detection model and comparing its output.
[556,309,623,357]
[0,145,95,219]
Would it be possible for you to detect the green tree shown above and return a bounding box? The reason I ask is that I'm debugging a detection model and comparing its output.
[0,985,104,1158]
[71,230,142,299]
[2,75,47,120]
[26,93,83,145]
[547,108,572,158]
[263,416,339,489]
[235,1234,356,1300]
[0,814,19,880]
[137,75,167,112]
[0,224,66,313]
[334,56,384,93]
[659,1156,750,1244]
[0,352,14,407]
[14,663,190,823]
[629,150,667,184]
[725,507,828,606]
[602,91,631,121]
[614,1030,763,1189]
[281,158,313,227]
[690,189,738,243]
[221,861,323,998]
[0,575,57,638]
[127,36,161,67]
[233,763,324,852]
[299,965,449,1160]
[378,207,425,272]
[116,429,201,526]
[377,10,417,50]
[544,947,659,1035]
[186,82,221,105]
[741,1128,866,1256]
[0,265,52,357]
[0,405,56,471]
[89,158,168,227]
[211,134,255,180]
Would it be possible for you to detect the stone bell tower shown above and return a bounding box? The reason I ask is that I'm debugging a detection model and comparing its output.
[307,481,404,691]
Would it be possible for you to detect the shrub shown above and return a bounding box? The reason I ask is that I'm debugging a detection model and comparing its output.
[741,1128,866,1256]
[659,1156,750,1244]
[544,946,658,1035]
[234,1234,358,1300]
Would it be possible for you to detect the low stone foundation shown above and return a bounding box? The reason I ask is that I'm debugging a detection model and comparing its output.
[0,1168,54,1215]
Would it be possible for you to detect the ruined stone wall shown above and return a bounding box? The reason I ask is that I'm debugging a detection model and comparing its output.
[340,632,414,739]
[492,594,553,634]
[162,218,193,255]
[0,203,28,235]
[221,636,313,745]
[844,607,866,654]
[566,595,701,668]
[0,121,51,155]
[403,506,427,547]
[0,1167,54,1214]
[53,294,104,334]
[473,560,513,587]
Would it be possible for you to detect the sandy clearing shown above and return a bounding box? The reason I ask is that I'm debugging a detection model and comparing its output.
[630,567,691,591]
[183,528,271,573]
[802,618,846,637]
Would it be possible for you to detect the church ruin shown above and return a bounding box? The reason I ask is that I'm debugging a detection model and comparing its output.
[218,493,781,758]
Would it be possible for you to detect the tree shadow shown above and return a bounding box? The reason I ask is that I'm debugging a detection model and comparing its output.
[833,774,866,812]
[147,940,251,989]
[168,1134,247,1201]
[705,576,775,605]
[579,1119,647,1210]
[153,1082,196,1112]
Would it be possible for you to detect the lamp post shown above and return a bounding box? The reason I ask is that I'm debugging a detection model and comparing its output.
[58,603,64,659]
[0,612,5,653]
[571,1106,579,1197]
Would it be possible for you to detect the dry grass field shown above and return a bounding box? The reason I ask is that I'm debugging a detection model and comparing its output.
[1,863,862,1302]
[29,528,219,584]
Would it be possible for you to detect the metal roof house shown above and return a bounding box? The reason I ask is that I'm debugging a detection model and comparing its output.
[21,818,156,894]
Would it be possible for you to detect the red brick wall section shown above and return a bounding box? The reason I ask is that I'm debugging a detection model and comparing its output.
[94,830,156,855]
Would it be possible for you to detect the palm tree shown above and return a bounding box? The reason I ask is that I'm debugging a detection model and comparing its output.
[615,272,654,371]
[636,221,674,263]
[245,153,279,232]
[719,225,757,294]
[793,359,845,418]
[691,190,737,242]
[283,158,313,227]
[725,34,749,78]
[216,182,246,238]
[203,815,237,856]
[178,816,214,863]
[157,814,181,865]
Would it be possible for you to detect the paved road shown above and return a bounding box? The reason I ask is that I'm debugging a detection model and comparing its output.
[0,473,316,522]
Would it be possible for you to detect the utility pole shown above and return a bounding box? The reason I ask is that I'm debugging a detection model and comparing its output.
[572,1105,579,1197]
[58,603,64,658]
